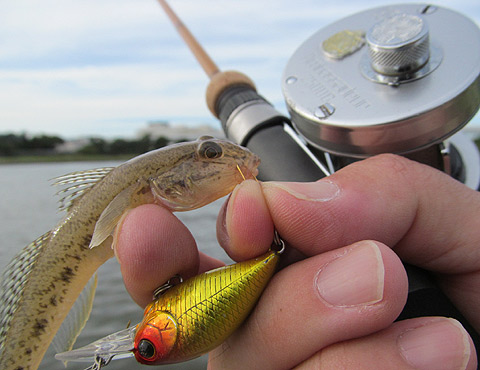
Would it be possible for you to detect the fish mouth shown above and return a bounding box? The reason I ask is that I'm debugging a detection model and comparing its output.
[237,154,260,180]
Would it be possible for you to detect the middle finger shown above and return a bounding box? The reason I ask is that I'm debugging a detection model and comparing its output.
[209,240,408,369]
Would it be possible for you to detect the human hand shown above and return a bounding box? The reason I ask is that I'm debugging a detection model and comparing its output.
[115,154,478,369]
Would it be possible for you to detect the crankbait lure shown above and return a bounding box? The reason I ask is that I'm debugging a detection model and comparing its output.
[56,242,284,368]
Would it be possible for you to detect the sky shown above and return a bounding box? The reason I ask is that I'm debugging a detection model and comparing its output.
[0,0,479,139]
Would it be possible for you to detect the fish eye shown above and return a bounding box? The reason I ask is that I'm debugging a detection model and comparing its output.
[198,141,223,159]
[137,339,156,359]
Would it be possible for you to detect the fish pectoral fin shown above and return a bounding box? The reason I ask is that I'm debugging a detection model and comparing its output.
[52,274,98,365]
[89,181,150,249]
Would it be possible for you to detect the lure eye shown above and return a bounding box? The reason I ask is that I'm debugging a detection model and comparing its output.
[134,311,178,364]
[137,339,155,359]
[198,141,223,159]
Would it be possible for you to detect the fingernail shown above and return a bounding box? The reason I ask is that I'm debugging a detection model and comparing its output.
[315,241,384,306]
[398,318,471,370]
[216,194,231,247]
[218,179,265,251]
[225,179,262,230]
[262,179,339,202]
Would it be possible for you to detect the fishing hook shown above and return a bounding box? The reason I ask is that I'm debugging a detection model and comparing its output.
[272,230,286,255]
[152,274,184,299]
[83,355,113,370]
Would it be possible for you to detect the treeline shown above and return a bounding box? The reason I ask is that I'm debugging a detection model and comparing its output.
[0,133,178,157]
[2,132,480,157]
[77,136,171,155]
[80,136,480,155]
[0,133,64,156]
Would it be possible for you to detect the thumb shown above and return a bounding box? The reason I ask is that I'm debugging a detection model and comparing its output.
[260,154,480,330]
[222,154,480,330]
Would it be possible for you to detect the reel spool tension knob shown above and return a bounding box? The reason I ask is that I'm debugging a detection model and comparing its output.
[361,13,441,85]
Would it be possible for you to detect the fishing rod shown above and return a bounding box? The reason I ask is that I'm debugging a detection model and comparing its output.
[157,0,330,181]
[157,0,480,351]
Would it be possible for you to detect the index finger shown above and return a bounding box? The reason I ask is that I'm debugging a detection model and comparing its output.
[114,204,223,307]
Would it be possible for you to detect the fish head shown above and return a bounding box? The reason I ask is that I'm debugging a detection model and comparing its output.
[150,137,260,211]
[133,310,178,365]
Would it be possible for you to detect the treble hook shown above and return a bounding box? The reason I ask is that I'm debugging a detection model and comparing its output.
[83,355,113,370]
[152,274,184,299]
[272,230,286,255]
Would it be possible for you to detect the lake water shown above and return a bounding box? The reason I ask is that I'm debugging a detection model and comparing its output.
[0,161,233,370]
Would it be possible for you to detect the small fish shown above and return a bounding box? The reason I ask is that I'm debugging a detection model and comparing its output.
[56,249,281,367]
[0,137,260,370]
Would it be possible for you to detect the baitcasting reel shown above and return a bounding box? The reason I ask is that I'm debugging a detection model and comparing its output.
[282,3,480,189]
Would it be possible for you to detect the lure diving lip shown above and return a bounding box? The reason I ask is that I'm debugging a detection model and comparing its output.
[55,326,136,364]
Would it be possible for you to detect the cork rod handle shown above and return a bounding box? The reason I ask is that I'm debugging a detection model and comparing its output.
[157,0,256,117]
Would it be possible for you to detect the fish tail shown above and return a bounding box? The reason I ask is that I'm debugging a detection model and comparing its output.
[0,232,51,350]
[0,232,51,368]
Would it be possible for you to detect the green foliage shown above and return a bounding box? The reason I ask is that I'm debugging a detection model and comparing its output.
[25,135,64,150]
[0,133,64,156]
[0,134,24,156]
[79,138,109,155]
[153,136,169,148]
[0,132,171,158]
[86,135,170,155]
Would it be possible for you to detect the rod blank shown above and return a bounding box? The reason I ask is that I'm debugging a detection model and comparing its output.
[157,0,220,78]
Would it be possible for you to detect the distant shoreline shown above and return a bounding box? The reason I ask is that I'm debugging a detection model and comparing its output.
[0,154,133,164]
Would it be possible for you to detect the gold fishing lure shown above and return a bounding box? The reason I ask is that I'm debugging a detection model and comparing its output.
[56,247,283,367]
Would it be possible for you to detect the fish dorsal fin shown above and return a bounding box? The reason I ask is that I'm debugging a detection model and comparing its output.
[89,182,146,249]
[0,231,51,353]
[52,274,98,363]
[52,167,116,212]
